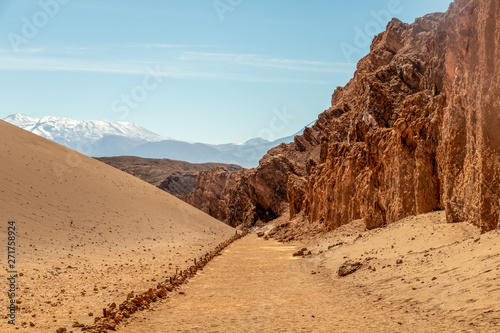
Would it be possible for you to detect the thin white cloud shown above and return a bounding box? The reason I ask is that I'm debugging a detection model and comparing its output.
[0,50,341,84]
[121,44,211,49]
[0,55,147,74]
[3,44,213,53]
[179,52,356,73]
[0,47,45,54]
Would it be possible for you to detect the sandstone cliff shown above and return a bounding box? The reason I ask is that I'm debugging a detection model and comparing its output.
[184,0,499,232]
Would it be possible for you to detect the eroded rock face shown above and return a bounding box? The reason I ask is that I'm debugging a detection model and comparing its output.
[96,156,241,196]
[183,107,339,228]
[438,0,500,232]
[185,155,304,227]
[184,0,499,232]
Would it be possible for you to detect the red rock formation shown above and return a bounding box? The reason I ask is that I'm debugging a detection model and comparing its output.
[96,156,241,196]
[438,0,500,232]
[184,0,499,232]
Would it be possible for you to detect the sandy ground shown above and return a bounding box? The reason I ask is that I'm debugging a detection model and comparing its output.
[301,211,500,331]
[118,231,499,333]
[2,119,498,332]
[0,120,234,332]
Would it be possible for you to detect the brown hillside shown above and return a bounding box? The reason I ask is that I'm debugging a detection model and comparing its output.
[96,156,241,196]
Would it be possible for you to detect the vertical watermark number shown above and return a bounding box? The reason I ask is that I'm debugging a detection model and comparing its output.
[6,220,17,325]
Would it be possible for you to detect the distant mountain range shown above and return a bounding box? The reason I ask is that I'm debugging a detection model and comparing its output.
[3,113,308,168]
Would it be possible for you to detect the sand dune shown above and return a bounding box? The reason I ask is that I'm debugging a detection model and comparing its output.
[0,120,234,332]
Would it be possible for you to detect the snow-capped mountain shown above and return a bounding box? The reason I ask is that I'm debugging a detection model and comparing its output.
[3,113,167,152]
[3,113,308,168]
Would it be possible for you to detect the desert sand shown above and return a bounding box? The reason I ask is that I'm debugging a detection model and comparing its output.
[306,211,500,324]
[118,223,500,332]
[0,120,235,332]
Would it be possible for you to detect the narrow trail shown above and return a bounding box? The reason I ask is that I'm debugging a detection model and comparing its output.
[119,235,479,333]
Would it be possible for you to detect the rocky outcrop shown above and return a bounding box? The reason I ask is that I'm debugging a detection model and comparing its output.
[185,156,301,227]
[183,104,343,228]
[96,156,241,196]
[184,0,499,233]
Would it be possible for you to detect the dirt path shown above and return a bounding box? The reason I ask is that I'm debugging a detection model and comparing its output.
[119,235,483,333]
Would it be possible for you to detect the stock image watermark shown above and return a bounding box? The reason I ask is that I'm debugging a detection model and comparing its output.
[340,0,405,62]
[258,107,296,142]
[6,220,17,325]
[52,149,82,183]
[111,65,164,120]
[7,0,71,51]
[238,106,296,161]
[213,0,243,21]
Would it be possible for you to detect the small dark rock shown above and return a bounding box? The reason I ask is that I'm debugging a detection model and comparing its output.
[72,321,84,328]
[328,242,344,250]
[338,260,362,277]
[293,248,308,257]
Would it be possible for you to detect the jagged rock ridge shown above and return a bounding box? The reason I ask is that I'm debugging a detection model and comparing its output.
[183,0,499,232]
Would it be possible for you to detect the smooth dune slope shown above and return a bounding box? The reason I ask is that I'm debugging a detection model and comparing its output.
[0,120,234,332]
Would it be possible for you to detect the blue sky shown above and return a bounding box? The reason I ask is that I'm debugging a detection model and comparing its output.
[0,0,452,144]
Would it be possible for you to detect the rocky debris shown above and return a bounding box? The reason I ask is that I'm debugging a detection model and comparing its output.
[328,242,344,250]
[338,261,363,277]
[55,328,66,333]
[257,232,265,237]
[292,248,309,257]
[182,0,500,233]
[264,221,306,242]
[83,231,249,333]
